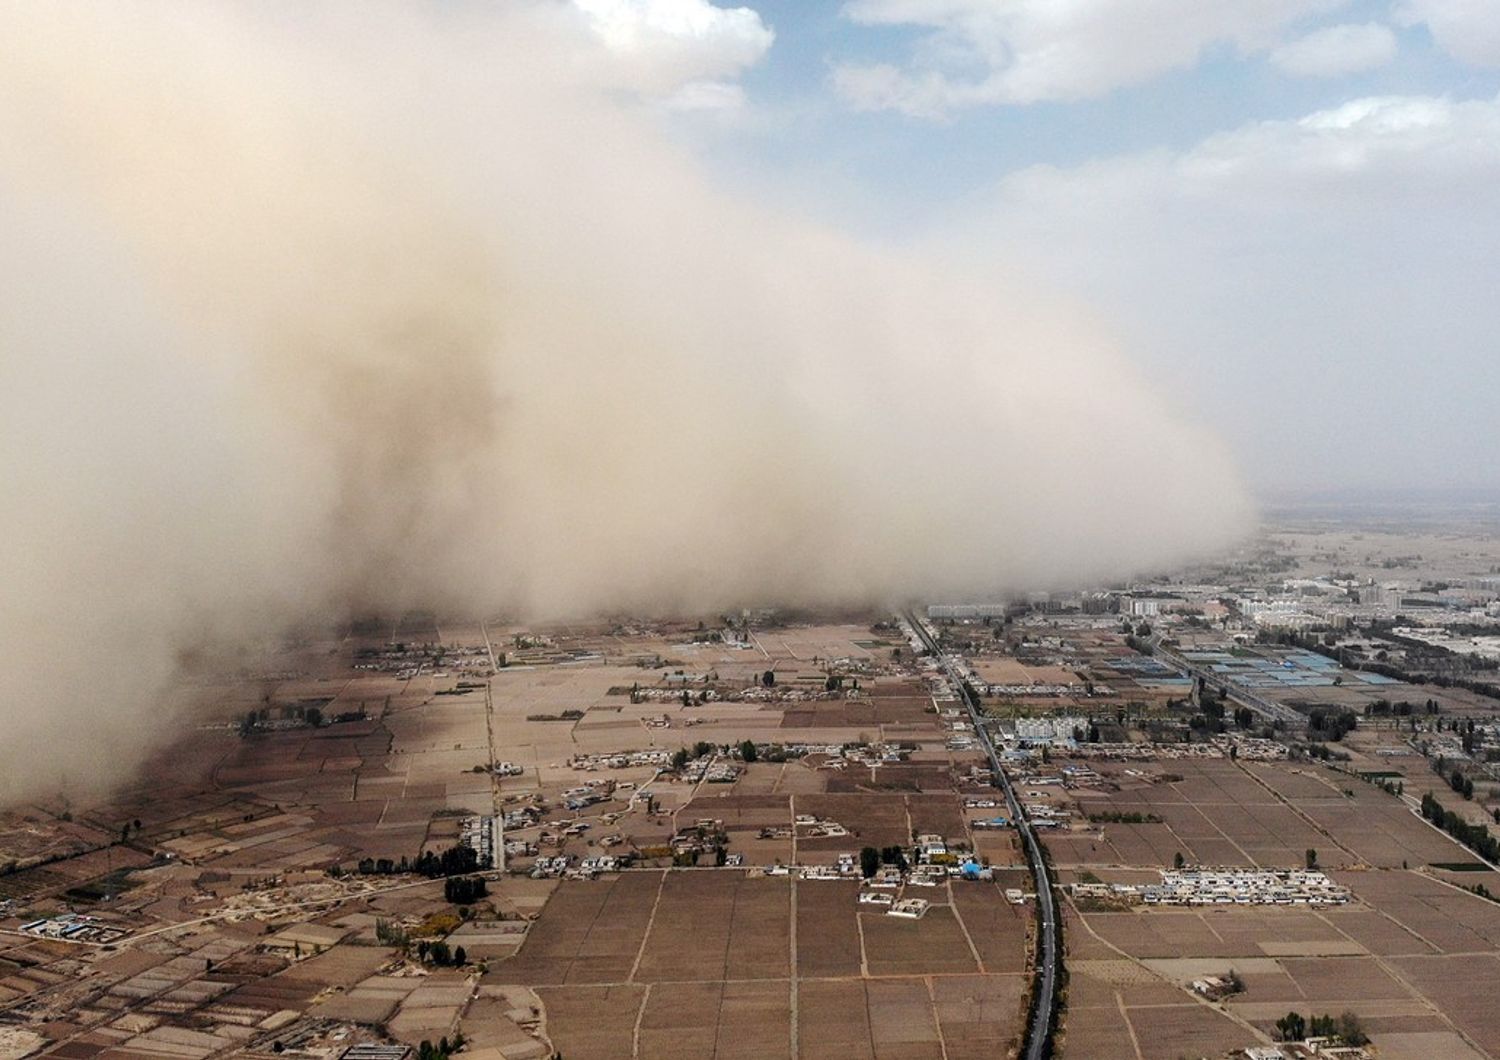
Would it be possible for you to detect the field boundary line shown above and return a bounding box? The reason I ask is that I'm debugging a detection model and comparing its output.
[856,907,869,978]
[1114,988,1145,1060]
[789,873,800,1058]
[1232,759,1361,865]
[946,881,987,974]
[1059,891,1271,1048]
[627,869,668,983]
[924,975,951,1060]
[630,981,652,1058]
[1311,902,1489,1059]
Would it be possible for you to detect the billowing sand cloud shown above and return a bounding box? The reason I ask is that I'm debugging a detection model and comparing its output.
[0,2,1251,801]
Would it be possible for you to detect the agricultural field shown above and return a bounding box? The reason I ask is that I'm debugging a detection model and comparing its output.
[491,869,1030,1059]
[0,615,1034,1059]
[1049,752,1500,1058]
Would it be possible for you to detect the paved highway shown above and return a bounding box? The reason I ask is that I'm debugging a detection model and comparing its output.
[905,612,1059,1060]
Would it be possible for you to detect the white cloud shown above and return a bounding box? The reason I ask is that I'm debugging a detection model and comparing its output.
[1180,93,1500,187]
[1268,22,1397,77]
[573,0,774,96]
[957,91,1500,488]
[1397,0,1500,66]
[660,79,748,111]
[833,0,1346,115]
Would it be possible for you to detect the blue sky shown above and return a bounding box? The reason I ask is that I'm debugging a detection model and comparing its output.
[579,0,1500,494]
[728,2,1493,223]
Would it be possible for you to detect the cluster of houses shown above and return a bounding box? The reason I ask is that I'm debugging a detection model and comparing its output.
[1002,716,1089,749]
[838,743,911,769]
[458,815,501,867]
[1242,1041,1374,1059]
[680,758,741,783]
[798,853,863,880]
[568,749,672,771]
[354,643,493,678]
[561,781,616,811]
[888,898,931,919]
[628,686,719,703]
[1222,736,1291,760]
[1071,868,1352,907]
[19,913,126,945]
[1062,735,1290,762]
[734,685,843,703]
[528,854,625,879]
[1020,801,1070,830]
[665,818,729,861]
[799,814,850,838]
[502,804,540,831]
[855,892,932,918]
[1190,973,1242,1000]
[756,850,997,890]
[852,845,1006,914]
[940,709,979,751]
[1058,764,1102,784]
[550,820,593,842]
[577,855,623,875]
[985,682,1079,697]
[761,859,857,879]
[972,816,1013,830]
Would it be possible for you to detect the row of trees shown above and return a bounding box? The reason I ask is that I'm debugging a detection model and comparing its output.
[416,1033,465,1059]
[1070,722,1103,743]
[354,842,484,879]
[1294,741,1349,762]
[1466,881,1498,903]
[1449,766,1477,801]
[415,844,483,878]
[670,741,720,770]
[413,939,467,966]
[671,737,922,772]
[1420,791,1500,862]
[1273,1010,1367,1045]
[1307,708,1358,742]
[375,918,407,947]
[239,703,324,736]
[375,917,472,969]
[1177,685,1257,737]
[860,845,909,877]
[1366,697,1441,717]
[444,874,488,904]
